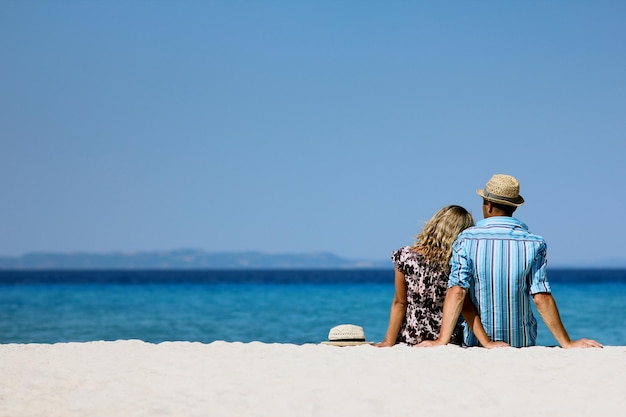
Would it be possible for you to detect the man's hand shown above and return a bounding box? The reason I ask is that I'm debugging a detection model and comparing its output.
[482,340,510,349]
[415,339,446,348]
[561,338,603,348]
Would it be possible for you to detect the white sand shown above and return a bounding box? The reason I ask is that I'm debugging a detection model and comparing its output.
[0,341,624,417]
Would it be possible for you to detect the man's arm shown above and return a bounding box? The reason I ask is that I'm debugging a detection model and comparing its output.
[533,292,603,348]
[416,285,465,347]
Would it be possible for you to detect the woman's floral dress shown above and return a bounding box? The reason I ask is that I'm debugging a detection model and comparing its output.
[392,246,463,345]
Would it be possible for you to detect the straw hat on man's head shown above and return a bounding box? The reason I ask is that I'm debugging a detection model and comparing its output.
[477,174,525,207]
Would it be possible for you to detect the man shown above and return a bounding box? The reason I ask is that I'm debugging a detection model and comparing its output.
[419,174,602,348]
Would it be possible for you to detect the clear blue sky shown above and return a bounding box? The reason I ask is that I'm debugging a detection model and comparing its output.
[1,1,624,266]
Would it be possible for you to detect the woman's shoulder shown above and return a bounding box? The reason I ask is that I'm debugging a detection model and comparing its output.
[392,246,429,276]
[392,245,411,256]
[392,246,422,262]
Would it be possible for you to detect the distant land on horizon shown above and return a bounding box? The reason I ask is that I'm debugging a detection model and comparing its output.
[0,249,391,270]
[0,249,625,270]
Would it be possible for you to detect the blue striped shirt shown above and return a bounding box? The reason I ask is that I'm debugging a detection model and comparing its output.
[448,216,551,347]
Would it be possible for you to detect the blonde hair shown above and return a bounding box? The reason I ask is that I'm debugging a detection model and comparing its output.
[411,205,474,273]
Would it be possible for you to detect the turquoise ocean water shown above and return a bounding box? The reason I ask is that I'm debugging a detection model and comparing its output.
[1,269,625,346]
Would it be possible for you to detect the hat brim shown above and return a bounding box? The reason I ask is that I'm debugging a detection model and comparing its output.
[477,189,524,207]
[321,341,373,347]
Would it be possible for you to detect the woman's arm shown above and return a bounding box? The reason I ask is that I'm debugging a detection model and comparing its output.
[376,267,408,347]
[461,295,509,348]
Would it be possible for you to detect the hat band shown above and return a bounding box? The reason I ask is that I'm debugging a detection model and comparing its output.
[328,338,366,342]
[483,190,521,204]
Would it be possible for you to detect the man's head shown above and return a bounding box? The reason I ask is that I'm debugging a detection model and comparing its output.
[477,174,524,218]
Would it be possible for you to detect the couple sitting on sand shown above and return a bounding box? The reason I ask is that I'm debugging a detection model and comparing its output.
[377,174,602,349]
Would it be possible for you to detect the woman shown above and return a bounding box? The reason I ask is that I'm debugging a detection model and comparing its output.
[377,205,473,346]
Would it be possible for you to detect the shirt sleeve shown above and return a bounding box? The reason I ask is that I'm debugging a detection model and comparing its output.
[391,247,407,275]
[448,238,472,289]
[529,241,551,294]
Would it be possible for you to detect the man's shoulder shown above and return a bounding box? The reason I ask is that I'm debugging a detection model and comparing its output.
[459,217,545,242]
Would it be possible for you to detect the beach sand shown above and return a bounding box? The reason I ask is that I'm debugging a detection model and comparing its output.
[0,340,624,417]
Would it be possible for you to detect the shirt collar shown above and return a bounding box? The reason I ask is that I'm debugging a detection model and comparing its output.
[476,216,529,231]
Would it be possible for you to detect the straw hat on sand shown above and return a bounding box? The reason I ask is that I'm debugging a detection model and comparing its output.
[322,324,373,346]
